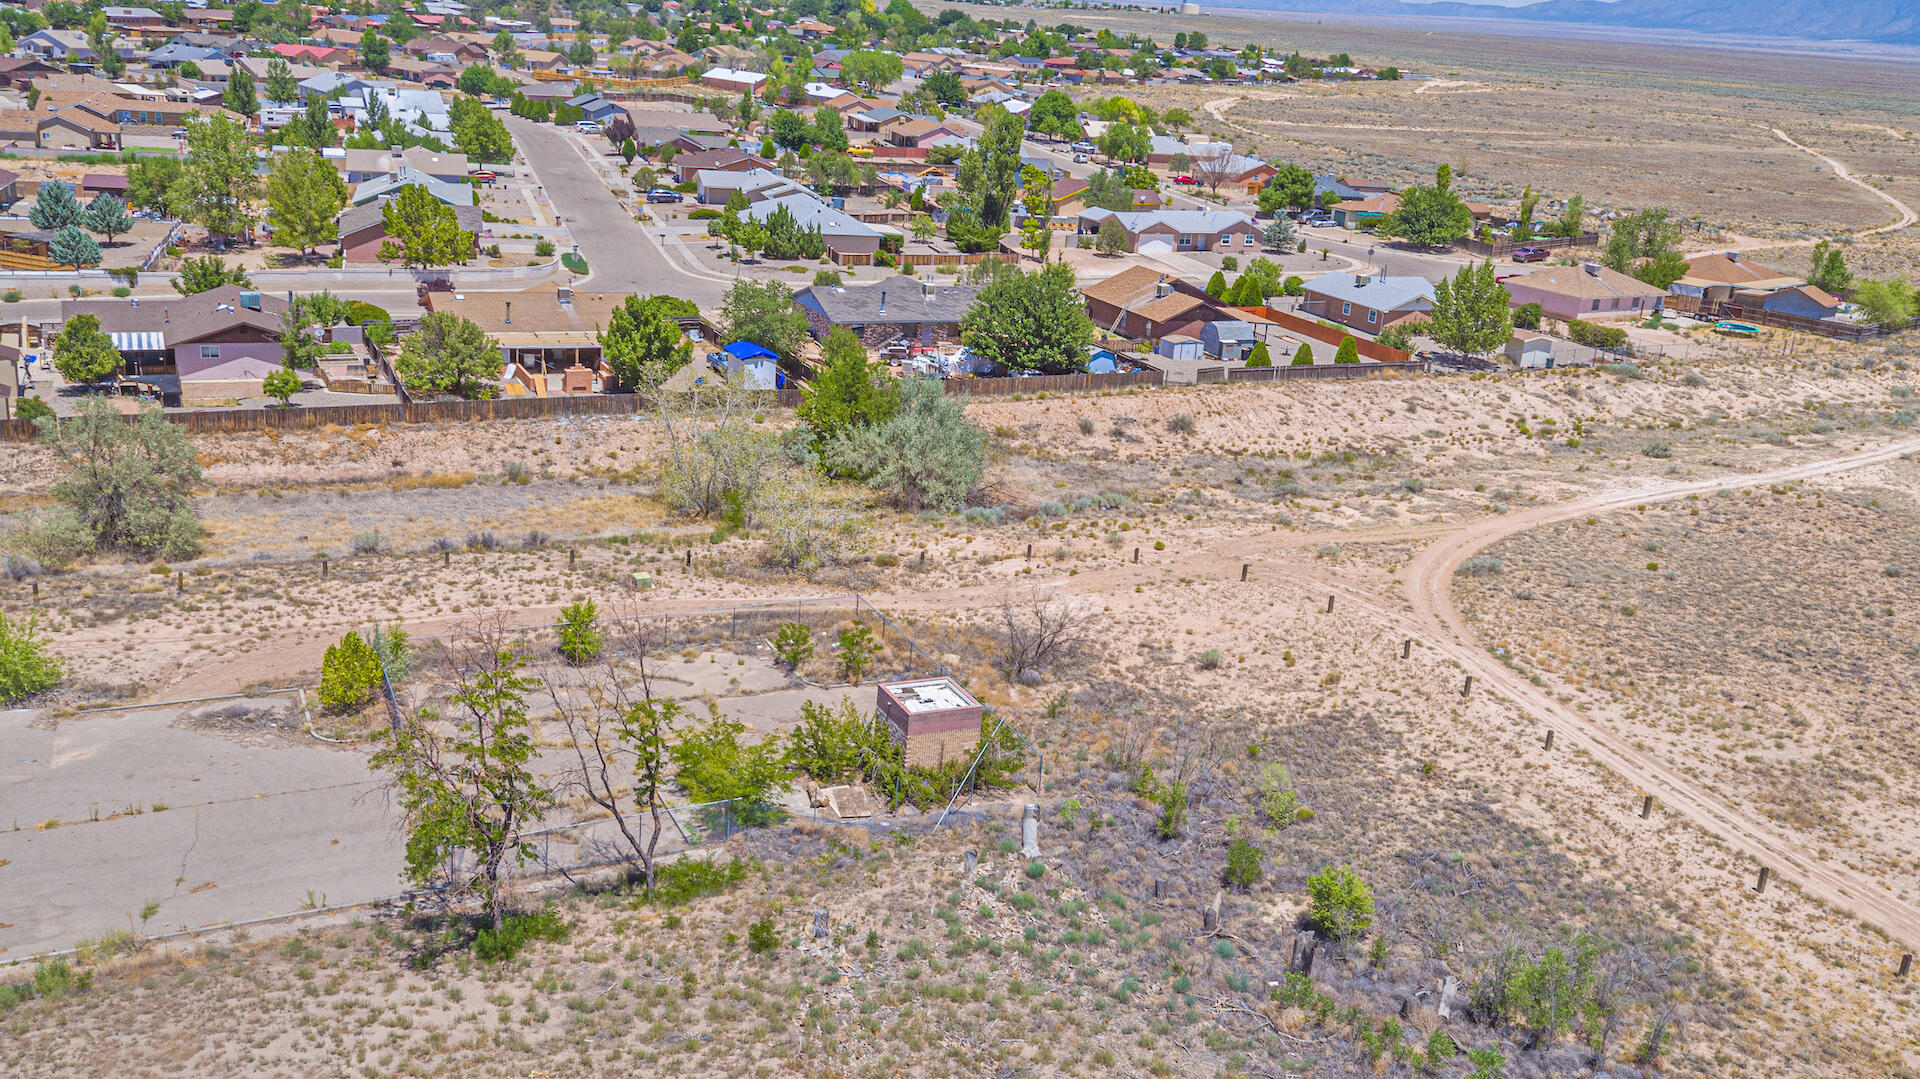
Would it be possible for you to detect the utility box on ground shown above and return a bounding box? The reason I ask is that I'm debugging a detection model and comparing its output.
[876,677,983,768]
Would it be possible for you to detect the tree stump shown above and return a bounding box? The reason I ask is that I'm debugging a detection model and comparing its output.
[962,849,978,877]
[1287,931,1318,977]
[812,909,829,939]
[1436,975,1461,1020]
[1201,889,1223,935]
[1020,803,1042,859]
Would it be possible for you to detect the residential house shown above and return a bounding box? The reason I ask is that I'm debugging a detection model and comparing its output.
[102,6,167,26]
[793,275,981,348]
[792,18,836,40]
[694,166,802,205]
[699,66,767,94]
[61,286,290,390]
[268,43,349,67]
[184,9,238,28]
[19,30,98,64]
[24,108,123,151]
[885,117,965,148]
[741,192,885,265]
[348,166,477,207]
[1753,284,1842,320]
[0,58,61,90]
[1080,264,1245,342]
[1330,193,1399,229]
[335,195,482,263]
[519,49,567,71]
[672,147,771,184]
[1667,251,1803,303]
[422,285,638,373]
[0,169,17,209]
[564,93,625,122]
[846,104,902,134]
[1299,272,1435,333]
[338,146,470,184]
[1503,263,1664,321]
[1073,208,1260,253]
[1199,320,1257,361]
[146,43,230,69]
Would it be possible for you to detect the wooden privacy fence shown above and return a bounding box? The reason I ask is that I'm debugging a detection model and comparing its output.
[1453,233,1600,258]
[1,393,657,442]
[942,370,1163,396]
[1683,299,1918,341]
[1235,306,1414,364]
[1225,361,1403,383]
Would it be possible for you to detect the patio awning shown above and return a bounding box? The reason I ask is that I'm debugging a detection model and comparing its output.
[109,331,166,352]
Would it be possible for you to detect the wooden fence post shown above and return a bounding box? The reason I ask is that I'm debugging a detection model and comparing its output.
[1461,674,1473,697]
[1325,594,1334,613]
[1756,866,1770,893]
[1240,563,1248,581]
[1401,639,1411,659]
[1543,730,1554,750]
[1641,795,1654,818]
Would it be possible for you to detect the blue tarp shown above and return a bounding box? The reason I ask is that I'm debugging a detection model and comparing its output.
[723,341,780,361]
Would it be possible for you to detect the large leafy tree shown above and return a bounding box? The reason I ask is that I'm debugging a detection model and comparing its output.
[721,278,809,359]
[1427,259,1512,356]
[39,398,205,560]
[178,114,260,240]
[924,69,967,106]
[1604,207,1681,276]
[1027,88,1078,140]
[766,108,811,151]
[1255,163,1316,214]
[599,295,693,390]
[839,48,903,90]
[1098,120,1149,164]
[1379,165,1471,247]
[1808,240,1853,295]
[360,31,390,73]
[376,184,474,269]
[449,96,513,163]
[265,148,348,255]
[954,103,1025,242]
[960,261,1093,375]
[370,647,556,932]
[172,254,252,295]
[224,64,258,117]
[800,327,898,447]
[52,312,121,385]
[125,156,185,218]
[394,310,501,399]
[264,56,299,104]
[29,180,83,230]
[1851,278,1916,330]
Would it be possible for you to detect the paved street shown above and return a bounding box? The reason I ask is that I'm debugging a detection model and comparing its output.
[505,116,734,306]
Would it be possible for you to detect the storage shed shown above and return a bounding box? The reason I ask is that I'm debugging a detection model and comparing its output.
[876,677,982,768]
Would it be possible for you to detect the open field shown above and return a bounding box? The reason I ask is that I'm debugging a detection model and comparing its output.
[6,325,1920,1074]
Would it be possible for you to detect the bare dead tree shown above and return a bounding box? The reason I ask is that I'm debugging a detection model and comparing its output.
[1190,141,1238,195]
[544,623,682,889]
[996,590,1095,679]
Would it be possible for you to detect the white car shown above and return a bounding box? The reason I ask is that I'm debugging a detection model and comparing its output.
[574,120,603,134]
[1072,152,1088,163]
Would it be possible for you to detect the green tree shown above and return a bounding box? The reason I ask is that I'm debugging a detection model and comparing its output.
[262,367,302,406]
[49,224,100,270]
[265,148,348,255]
[767,108,811,151]
[827,378,987,511]
[395,311,501,399]
[1427,259,1513,356]
[29,180,82,230]
[1511,184,1540,241]
[557,599,602,665]
[125,156,185,218]
[370,647,556,932]
[264,56,299,104]
[1379,174,1472,247]
[1334,335,1360,364]
[1017,162,1054,262]
[599,294,692,390]
[835,623,875,683]
[1634,251,1690,290]
[1095,215,1128,255]
[318,630,381,713]
[449,96,513,163]
[0,613,63,706]
[1851,278,1916,330]
[785,698,893,784]
[1255,163,1315,213]
[1224,837,1263,888]
[51,312,120,385]
[800,327,898,445]
[1548,194,1586,239]
[1263,215,1297,251]
[1099,120,1149,164]
[38,398,204,560]
[669,713,790,816]
[179,114,259,240]
[1603,207,1681,275]
[958,104,1026,231]
[1245,341,1271,366]
[172,254,252,295]
[360,32,390,73]
[1205,270,1227,298]
[1292,342,1314,366]
[224,64,258,117]
[960,261,1092,375]
[1027,87,1077,139]
[771,623,813,672]
[839,48,904,90]
[1305,864,1374,943]
[812,109,848,154]
[1809,239,1852,294]
[376,183,474,269]
[721,278,809,359]
[620,137,638,165]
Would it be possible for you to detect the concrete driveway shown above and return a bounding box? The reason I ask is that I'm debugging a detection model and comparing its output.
[505,116,735,306]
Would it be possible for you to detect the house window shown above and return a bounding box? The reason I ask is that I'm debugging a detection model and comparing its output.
[1590,300,1601,311]
[200,345,221,359]
[1341,301,1352,316]
[1244,234,1255,245]
[1367,310,1378,325]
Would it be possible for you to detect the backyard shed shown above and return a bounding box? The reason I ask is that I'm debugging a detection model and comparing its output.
[876,677,982,768]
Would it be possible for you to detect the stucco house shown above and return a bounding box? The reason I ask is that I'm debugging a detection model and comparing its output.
[1080,264,1244,343]
[1299,272,1434,334]
[336,196,482,263]
[1074,208,1260,254]
[61,286,292,391]
[1753,284,1842,321]
[1503,263,1664,321]
[793,275,980,347]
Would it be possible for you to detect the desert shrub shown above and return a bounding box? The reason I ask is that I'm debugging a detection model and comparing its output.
[1077,417,1094,434]
[34,398,203,562]
[1167,413,1196,435]
[535,238,556,256]
[29,957,91,1001]
[1892,409,1917,427]
[812,269,842,286]
[1197,648,1224,670]
[747,918,779,954]
[4,553,43,580]
[1224,837,1262,888]
[1682,370,1707,388]
[961,506,1005,526]
[557,599,602,665]
[317,631,381,714]
[16,396,53,422]
[1466,1046,1506,1079]
[1511,302,1542,330]
[669,716,790,817]
[835,623,875,682]
[828,379,986,512]
[645,856,751,905]
[1642,441,1672,459]
[1153,779,1188,840]
[1427,1030,1456,1064]
[473,907,568,963]
[350,531,384,555]
[0,613,63,705]
[1607,361,1643,379]
[1456,556,1504,576]
[772,622,813,671]
[1569,319,1630,350]
[370,624,410,685]
[1304,864,1374,942]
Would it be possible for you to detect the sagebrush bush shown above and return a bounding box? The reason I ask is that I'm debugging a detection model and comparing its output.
[1167,413,1196,435]
[1457,556,1504,576]
[747,918,779,954]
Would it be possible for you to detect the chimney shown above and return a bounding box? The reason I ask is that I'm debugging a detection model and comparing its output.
[923,277,934,300]
[879,289,886,314]
[504,300,511,324]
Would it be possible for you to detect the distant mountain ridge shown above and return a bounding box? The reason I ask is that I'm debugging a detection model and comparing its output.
[1204,0,1920,47]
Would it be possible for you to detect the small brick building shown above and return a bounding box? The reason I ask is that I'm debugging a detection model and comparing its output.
[876,677,982,768]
